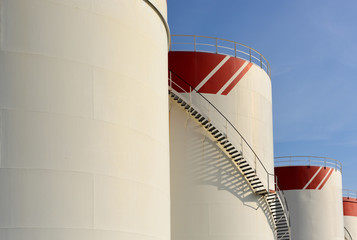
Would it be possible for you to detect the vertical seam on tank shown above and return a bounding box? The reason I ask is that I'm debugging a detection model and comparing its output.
[0,109,2,168]
[0,0,3,50]
[142,0,171,48]
[92,68,95,119]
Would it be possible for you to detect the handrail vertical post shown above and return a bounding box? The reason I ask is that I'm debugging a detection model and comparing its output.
[260,54,262,68]
[240,137,243,155]
[324,158,326,168]
[249,48,252,62]
[255,156,257,173]
[234,42,237,58]
[189,86,192,105]
[194,36,196,52]
[169,71,172,90]
[215,38,218,54]
[290,156,292,166]
[225,120,228,140]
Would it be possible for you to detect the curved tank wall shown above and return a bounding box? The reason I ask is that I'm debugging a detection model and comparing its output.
[275,165,344,240]
[343,196,357,239]
[169,51,274,185]
[169,51,275,240]
[0,1,170,240]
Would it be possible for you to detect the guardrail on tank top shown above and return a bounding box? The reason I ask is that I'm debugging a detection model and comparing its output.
[170,34,271,77]
[168,69,274,192]
[344,189,357,199]
[274,156,342,172]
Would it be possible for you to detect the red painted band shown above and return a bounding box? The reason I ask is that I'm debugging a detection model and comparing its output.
[168,51,251,95]
[199,57,245,94]
[222,62,253,95]
[343,197,357,217]
[275,166,333,190]
[318,169,333,190]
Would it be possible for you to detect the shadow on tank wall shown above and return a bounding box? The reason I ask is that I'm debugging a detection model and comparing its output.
[170,103,275,232]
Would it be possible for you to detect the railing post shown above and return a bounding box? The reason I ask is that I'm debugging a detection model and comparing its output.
[260,55,262,68]
[215,38,218,54]
[194,36,196,52]
[225,120,228,140]
[255,156,257,173]
[249,48,252,62]
[324,158,326,168]
[234,42,237,58]
[189,86,192,105]
[289,156,292,166]
[240,137,243,155]
[169,71,172,90]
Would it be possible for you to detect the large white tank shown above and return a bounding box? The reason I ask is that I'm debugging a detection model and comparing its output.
[169,36,276,240]
[275,156,344,240]
[343,190,357,240]
[0,1,170,240]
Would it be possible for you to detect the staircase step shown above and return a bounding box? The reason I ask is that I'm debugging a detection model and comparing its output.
[229,150,238,155]
[211,129,219,135]
[217,136,226,142]
[226,146,235,152]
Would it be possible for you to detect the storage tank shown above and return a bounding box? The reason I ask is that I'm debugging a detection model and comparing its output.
[169,35,283,240]
[275,156,344,240]
[343,190,357,240]
[0,1,170,240]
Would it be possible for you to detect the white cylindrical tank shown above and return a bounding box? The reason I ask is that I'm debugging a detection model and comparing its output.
[343,190,357,240]
[275,156,344,240]
[0,1,170,240]
[169,36,275,240]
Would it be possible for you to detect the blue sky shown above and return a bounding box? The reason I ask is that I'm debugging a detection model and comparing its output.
[168,0,357,189]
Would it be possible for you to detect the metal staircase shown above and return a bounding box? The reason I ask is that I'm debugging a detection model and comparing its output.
[169,70,291,240]
[170,90,267,195]
[267,192,291,240]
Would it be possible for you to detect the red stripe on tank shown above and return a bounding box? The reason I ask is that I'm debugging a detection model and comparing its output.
[275,166,333,190]
[199,58,245,94]
[343,197,357,217]
[318,169,333,189]
[305,168,327,189]
[168,51,226,92]
[221,62,252,95]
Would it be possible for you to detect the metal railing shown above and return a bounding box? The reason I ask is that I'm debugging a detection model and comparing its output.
[274,175,291,240]
[275,156,342,172]
[343,189,357,199]
[345,227,353,240]
[170,34,271,77]
[169,69,273,191]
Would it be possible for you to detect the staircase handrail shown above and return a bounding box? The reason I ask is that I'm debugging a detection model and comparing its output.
[345,227,353,240]
[274,175,291,228]
[275,156,342,172]
[169,70,291,239]
[170,34,271,77]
